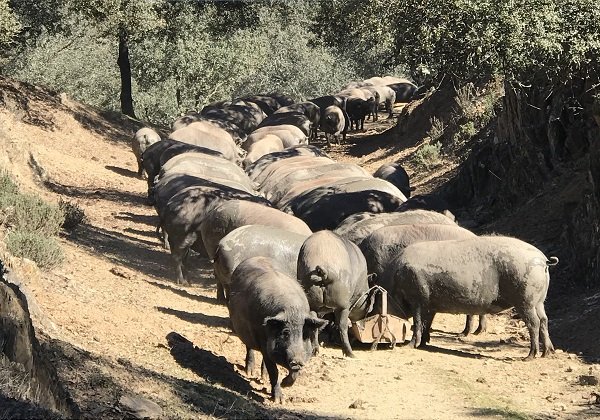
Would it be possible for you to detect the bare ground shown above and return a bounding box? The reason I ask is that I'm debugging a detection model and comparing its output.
[1,83,600,419]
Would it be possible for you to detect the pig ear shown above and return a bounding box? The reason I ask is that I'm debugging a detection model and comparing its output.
[305,315,328,331]
[263,312,287,328]
[314,265,327,279]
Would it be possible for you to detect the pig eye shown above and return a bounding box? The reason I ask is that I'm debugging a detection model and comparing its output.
[281,329,291,338]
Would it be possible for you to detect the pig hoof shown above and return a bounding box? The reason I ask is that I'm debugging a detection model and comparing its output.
[344,351,356,359]
[272,387,284,404]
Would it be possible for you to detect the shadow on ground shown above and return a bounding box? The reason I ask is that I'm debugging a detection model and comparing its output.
[44,179,147,206]
[105,165,139,179]
[157,307,230,329]
[42,336,344,419]
[66,224,213,287]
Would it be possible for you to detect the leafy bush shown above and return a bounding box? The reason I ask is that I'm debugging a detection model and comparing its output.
[0,0,21,45]
[426,117,445,142]
[459,121,477,138]
[317,0,600,85]
[414,142,442,170]
[6,230,64,269]
[59,198,86,230]
[3,193,64,235]
[0,170,18,195]
[0,170,65,270]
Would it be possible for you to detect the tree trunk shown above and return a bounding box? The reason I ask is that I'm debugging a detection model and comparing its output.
[117,25,136,118]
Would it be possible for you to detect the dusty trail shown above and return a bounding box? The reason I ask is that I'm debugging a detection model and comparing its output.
[1,91,599,419]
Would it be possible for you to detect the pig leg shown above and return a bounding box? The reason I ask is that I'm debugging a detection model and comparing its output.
[335,308,355,358]
[422,312,435,345]
[263,356,282,403]
[411,306,423,348]
[261,360,268,383]
[474,315,487,335]
[281,370,299,387]
[216,283,226,303]
[137,156,144,178]
[170,245,190,286]
[245,347,255,376]
[519,306,541,360]
[310,312,320,356]
[462,315,475,336]
[536,303,555,357]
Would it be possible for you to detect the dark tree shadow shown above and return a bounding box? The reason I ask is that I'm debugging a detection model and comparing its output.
[66,224,212,286]
[123,227,158,239]
[144,279,218,305]
[105,165,139,179]
[166,332,264,402]
[156,307,230,329]
[114,212,158,226]
[418,344,490,360]
[43,179,147,206]
[42,337,266,419]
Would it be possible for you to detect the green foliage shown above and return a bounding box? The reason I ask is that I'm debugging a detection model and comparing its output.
[6,21,120,111]
[316,0,600,85]
[426,117,445,142]
[414,142,442,169]
[0,0,20,45]
[459,121,477,138]
[0,170,65,270]
[6,230,64,269]
[59,198,86,230]
[4,1,358,125]
[0,170,18,196]
[2,193,64,235]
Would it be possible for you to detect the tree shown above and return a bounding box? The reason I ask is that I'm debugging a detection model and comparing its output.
[0,0,20,45]
[67,0,165,118]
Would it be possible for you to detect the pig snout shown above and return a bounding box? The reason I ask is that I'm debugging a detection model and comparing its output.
[288,359,305,371]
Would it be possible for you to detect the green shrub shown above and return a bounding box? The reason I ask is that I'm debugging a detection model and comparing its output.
[4,194,64,236]
[427,117,445,142]
[0,170,18,197]
[459,121,477,138]
[59,198,86,230]
[414,141,442,170]
[6,230,64,269]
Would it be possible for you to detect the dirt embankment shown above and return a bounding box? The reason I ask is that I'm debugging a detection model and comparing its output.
[1,76,600,419]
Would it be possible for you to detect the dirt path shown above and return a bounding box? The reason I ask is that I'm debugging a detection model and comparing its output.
[2,93,600,419]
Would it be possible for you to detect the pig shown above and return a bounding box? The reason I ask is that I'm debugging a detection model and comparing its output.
[213,225,309,302]
[373,162,413,198]
[386,235,558,359]
[334,210,456,245]
[296,231,371,357]
[228,256,327,402]
[242,135,285,168]
[200,199,311,260]
[320,105,349,146]
[244,145,329,180]
[132,127,161,178]
[359,223,485,335]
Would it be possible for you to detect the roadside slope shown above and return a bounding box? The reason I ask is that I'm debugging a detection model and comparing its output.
[1,78,599,418]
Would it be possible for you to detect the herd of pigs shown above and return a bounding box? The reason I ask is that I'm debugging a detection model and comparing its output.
[130,76,559,402]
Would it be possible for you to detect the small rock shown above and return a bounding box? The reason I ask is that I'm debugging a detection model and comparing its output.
[119,395,163,419]
[349,399,365,409]
[110,267,131,279]
[578,375,599,386]
[476,377,486,384]
[566,366,574,372]
[541,372,548,376]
